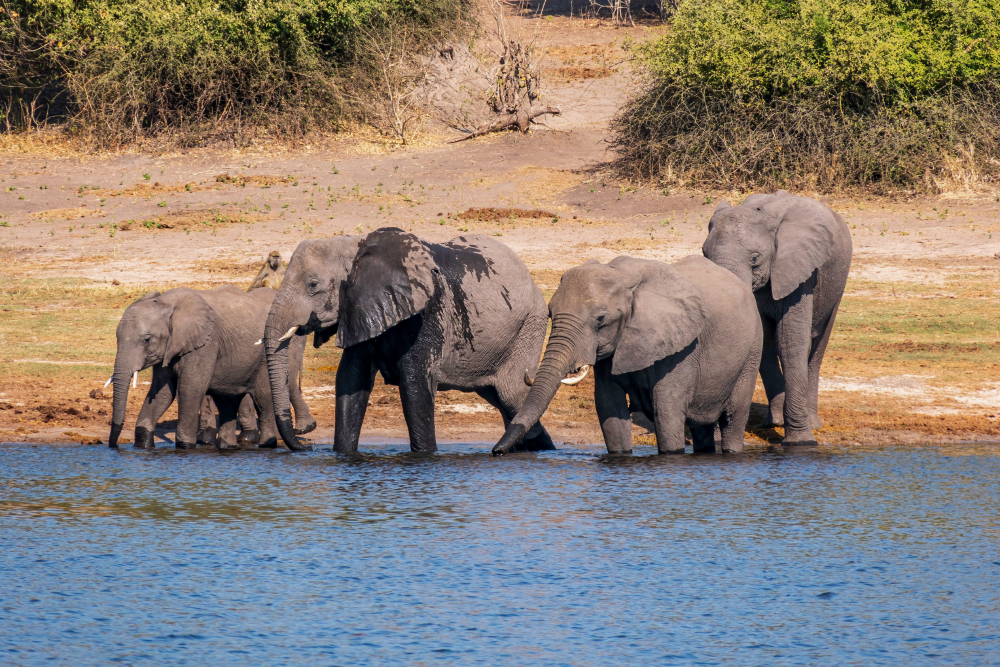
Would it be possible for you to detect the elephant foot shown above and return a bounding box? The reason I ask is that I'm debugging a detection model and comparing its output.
[782,437,818,448]
[515,430,556,452]
[133,426,155,450]
[175,440,197,449]
[237,429,260,446]
[811,414,824,430]
[217,440,240,451]
[197,427,218,446]
[257,438,279,449]
[294,421,317,436]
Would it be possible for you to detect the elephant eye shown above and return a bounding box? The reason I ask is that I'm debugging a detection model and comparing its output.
[596,314,607,324]
[750,252,762,266]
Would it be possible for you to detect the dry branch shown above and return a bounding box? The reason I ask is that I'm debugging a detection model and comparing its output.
[448,105,560,142]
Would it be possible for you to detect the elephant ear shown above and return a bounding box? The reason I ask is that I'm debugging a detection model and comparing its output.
[611,258,708,375]
[336,228,436,348]
[768,197,836,300]
[161,288,217,363]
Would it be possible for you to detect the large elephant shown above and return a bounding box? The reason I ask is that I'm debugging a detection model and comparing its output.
[108,286,306,449]
[702,190,852,447]
[263,235,366,451]
[493,255,762,455]
[266,228,554,453]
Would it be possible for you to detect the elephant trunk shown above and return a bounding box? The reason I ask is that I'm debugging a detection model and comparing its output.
[264,294,311,451]
[109,352,140,448]
[493,314,587,455]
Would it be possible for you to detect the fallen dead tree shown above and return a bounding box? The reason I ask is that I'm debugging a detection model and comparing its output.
[448,0,557,142]
[448,106,560,142]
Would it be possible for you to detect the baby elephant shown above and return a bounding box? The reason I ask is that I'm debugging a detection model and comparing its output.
[493,255,763,455]
[109,286,294,449]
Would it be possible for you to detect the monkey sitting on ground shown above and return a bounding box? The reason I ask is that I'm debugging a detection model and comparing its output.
[248,250,284,291]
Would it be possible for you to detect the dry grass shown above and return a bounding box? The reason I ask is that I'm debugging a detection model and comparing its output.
[29,207,105,221]
[117,209,271,232]
[551,66,613,80]
[458,207,557,221]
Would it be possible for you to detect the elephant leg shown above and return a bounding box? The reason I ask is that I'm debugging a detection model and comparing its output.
[720,363,757,454]
[482,385,555,452]
[175,376,211,449]
[215,397,240,450]
[759,323,785,428]
[594,361,631,454]
[198,396,218,445]
[397,374,438,453]
[807,300,840,431]
[333,347,376,453]
[236,394,260,446]
[776,284,816,446]
[135,369,176,449]
[289,336,317,436]
[690,424,716,454]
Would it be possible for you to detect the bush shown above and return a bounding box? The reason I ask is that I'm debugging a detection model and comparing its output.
[611,0,1000,192]
[0,0,472,146]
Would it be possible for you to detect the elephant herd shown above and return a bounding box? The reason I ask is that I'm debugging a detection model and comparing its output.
[108,190,852,455]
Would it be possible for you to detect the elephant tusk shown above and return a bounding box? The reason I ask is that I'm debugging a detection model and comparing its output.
[524,370,534,386]
[277,326,299,342]
[254,338,263,345]
[561,365,591,386]
[104,377,113,389]
[132,371,138,388]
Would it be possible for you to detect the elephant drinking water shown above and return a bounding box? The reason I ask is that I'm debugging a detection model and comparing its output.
[493,255,762,456]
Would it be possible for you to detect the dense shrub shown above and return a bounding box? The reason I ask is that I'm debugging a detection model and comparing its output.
[0,0,471,145]
[611,0,1000,192]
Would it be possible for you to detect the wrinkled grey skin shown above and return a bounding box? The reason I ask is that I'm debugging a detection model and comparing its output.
[284,227,552,453]
[494,256,762,455]
[198,330,313,446]
[264,236,367,451]
[109,286,298,450]
[702,190,852,446]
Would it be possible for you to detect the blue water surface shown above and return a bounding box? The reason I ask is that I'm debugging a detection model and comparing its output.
[1,441,998,665]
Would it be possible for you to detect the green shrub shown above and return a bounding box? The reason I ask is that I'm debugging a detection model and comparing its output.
[0,0,471,146]
[611,0,1000,192]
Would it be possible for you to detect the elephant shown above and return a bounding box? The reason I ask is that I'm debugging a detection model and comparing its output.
[265,228,554,453]
[493,255,762,456]
[197,327,314,446]
[702,190,852,447]
[108,285,312,449]
[263,235,367,451]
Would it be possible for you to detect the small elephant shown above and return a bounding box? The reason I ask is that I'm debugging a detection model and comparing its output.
[108,285,311,449]
[493,255,762,456]
[702,190,852,446]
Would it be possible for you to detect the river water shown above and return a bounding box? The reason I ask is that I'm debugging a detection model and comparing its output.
[1,442,998,665]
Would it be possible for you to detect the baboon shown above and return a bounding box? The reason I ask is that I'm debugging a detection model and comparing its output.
[248,251,284,291]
